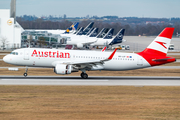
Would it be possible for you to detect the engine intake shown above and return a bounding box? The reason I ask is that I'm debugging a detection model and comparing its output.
[77,43,83,48]
[54,64,72,74]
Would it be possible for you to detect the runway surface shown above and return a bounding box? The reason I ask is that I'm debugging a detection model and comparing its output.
[0,76,180,86]
[0,65,180,69]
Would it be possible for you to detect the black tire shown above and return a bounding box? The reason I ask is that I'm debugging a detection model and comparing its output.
[24,73,27,77]
[81,73,88,79]
[80,72,84,78]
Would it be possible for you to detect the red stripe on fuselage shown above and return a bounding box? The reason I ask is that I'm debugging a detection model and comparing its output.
[137,48,176,66]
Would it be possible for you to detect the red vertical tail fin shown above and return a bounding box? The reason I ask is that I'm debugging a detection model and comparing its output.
[138,27,174,56]
[137,27,176,66]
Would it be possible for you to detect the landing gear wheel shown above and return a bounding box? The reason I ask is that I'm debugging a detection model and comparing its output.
[81,72,88,79]
[24,66,28,77]
[24,73,27,77]
[80,72,84,78]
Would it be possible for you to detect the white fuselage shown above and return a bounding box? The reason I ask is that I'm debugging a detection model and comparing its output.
[66,35,98,45]
[3,48,151,71]
[62,34,123,47]
[26,29,66,34]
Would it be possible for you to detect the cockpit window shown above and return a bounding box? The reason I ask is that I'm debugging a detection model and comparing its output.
[10,52,18,55]
[10,52,15,55]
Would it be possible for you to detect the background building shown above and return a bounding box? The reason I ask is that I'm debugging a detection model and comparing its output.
[0,0,24,50]
[21,30,65,48]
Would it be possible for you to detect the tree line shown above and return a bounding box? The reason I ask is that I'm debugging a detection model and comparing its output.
[17,18,180,36]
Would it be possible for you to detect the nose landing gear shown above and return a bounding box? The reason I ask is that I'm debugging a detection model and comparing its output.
[24,73,27,77]
[23,66,28,77]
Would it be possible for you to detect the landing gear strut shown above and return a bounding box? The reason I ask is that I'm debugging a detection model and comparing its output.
[24,66,28,77]
[81,72,88,79]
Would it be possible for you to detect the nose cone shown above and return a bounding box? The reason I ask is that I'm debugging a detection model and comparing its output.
[3,55,10,63]
[3,55,7,62]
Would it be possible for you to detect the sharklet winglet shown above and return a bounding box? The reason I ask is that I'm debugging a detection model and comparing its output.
[108,49,117,59]
[101,47,107,52]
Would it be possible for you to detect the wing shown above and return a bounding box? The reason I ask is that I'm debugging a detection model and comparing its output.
[80,39,98,46]
[58,49,117,70]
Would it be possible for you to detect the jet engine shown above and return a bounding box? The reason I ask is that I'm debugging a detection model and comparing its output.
[76,43,83,48]
[54,64,72,74]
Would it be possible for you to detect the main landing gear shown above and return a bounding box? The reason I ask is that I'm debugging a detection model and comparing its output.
[81,72,88,79]
[23,66,28,77]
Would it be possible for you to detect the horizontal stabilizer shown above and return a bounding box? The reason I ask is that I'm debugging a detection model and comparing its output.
[152,58,175,62]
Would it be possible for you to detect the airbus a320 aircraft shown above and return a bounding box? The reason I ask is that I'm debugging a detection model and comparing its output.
[3,28,176,78]
[27,22,79,35]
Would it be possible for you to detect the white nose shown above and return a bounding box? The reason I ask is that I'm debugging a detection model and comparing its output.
[3,55,9,63]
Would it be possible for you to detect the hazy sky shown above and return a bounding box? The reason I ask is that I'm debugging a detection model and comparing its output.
[0,0,180,18]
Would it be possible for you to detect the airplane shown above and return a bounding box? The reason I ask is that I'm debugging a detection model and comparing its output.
[61,22,94,37]
[89,28,126,47]
[65,28,117,48]
[81,22,94,35]
[74,27,85,35]
[26,22,79,35]
[3,27,176,79]
[65,28,112,48]
[86,28,95,36]
[96,28,109,38]
[63,22,79,34]
[72,28,126,48]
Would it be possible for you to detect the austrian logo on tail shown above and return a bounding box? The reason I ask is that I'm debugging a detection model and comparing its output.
[155,41,167,49]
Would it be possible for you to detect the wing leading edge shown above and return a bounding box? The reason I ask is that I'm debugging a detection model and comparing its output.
[54,49,117,70]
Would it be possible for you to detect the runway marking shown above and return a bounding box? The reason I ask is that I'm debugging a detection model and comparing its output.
[1,79,109,82]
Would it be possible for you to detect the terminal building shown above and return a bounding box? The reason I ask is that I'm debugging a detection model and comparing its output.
[0,0,69,50]
[21,30,64,48]
[0,0,24,50]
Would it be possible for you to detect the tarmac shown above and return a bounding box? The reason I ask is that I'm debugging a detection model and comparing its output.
[0,76,180,86]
